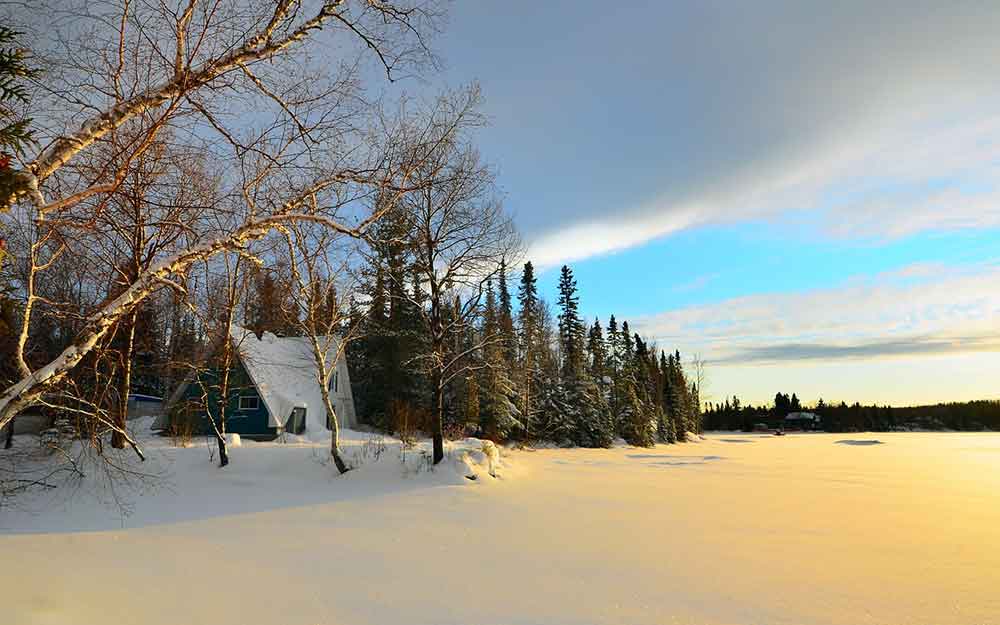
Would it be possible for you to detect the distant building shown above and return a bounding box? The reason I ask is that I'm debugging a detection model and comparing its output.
[784,411,821,431]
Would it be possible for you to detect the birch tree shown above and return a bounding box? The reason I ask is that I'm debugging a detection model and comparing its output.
[280,223,358,473]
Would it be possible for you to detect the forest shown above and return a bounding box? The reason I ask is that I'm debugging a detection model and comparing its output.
[703,392,1000,432]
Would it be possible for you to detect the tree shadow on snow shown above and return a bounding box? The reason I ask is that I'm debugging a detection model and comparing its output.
[835,439,884,446]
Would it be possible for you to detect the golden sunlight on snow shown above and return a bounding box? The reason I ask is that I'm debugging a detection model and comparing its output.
[4,433,1000,625]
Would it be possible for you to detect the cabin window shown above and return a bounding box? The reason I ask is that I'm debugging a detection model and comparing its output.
[329,371,338,393]
[238,395,259,411]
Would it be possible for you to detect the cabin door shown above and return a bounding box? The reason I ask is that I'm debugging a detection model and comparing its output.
[287,407,306,434]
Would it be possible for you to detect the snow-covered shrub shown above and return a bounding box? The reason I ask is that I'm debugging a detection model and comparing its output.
[481,440,499,477]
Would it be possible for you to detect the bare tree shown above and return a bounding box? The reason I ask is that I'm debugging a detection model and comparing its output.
[395,87,521,464]
[279,224,358,473]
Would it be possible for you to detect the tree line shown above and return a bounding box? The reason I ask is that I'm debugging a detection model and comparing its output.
[348,248,704,451]
[704,392,1000,432]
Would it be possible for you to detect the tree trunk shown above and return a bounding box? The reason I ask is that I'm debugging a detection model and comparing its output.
[3,416,13,449]
[216,343,232,468]
[216,432,229,467]
[112,309,138,449]
[321,376,350,474]
[432,375,444,465]
[332,447,349,474]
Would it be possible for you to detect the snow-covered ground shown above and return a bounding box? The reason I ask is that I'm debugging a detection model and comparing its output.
[3,428,1000,625]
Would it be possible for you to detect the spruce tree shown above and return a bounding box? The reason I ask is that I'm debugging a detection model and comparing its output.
[556,265,585,377]
[556,265,612,447]
[0,26,39,214]
[479,278,523,439]
[615,326,656,447]
[606,315,622,433]
[532,298,574,443]
[660,351,678,443]
[347,205,430,431]
[0,264,18,447]
[516,261,541,440]
[586,318,607,383]
[497,260,516,366]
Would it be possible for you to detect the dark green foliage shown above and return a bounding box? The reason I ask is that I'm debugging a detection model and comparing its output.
[478,278,521,440]
[556,265,585,379]
[516,261,541,439]
[555,265,614,447]
[347,207,430,432]
[0,26,39,212]
[0,275,19,388]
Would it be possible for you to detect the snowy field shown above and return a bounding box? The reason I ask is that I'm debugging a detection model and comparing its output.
[3,428,1000,625]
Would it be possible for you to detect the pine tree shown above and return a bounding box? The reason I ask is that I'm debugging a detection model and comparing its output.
[0,26,39,214]
[605,315,622,433]
[497,260,516,366]
[347,207,430,432]
[659,351,678,443]
[556,265,585,378]
[516,262,541,439]
[587,318,607,383]
[615,325,656,447]
[479,278,523,439]
[0,265,19,448]
[556,266,613,447]
[531,297,573,443]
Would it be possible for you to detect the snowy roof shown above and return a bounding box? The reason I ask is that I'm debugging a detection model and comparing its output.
[230,326,343,431]
[785,411,820,421]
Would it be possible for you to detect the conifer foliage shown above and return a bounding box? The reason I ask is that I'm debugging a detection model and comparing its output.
[0,26,38,214]
[349,256,704,450]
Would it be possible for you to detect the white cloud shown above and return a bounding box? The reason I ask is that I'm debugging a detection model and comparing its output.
[631,261,1000,367]
[525,203,702,269]
[518,2,1000,269]
[528,106,1000,269]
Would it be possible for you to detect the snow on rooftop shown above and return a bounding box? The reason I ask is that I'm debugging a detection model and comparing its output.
[230,326,353,431]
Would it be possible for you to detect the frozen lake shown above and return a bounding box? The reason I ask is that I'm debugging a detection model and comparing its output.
[3,431,999,624]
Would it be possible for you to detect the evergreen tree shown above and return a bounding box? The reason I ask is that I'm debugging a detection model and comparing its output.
[0,265,18,448]
[656,352,675,442]
[531,298,574,443]
[246,268,296,337]
[497,260,516,366]
[479,278,523,439]
[347,207,430,432]
[556,266,613,447]
[516,262,540,438]
[614,326,656,446]
[586,318,607,383]
[556,265,585,378]
[605,315,623,432]
[0,26,39,214]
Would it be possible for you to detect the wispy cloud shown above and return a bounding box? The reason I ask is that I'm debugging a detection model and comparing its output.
[529,108,1000,269]
[717,335,1000,365]
[632,261,1000,366]
[516,2,1000,269]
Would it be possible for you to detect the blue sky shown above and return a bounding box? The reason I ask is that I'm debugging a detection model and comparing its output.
[387,1,1000,406]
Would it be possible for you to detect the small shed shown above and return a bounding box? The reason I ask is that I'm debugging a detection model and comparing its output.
[158,326,355,439]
